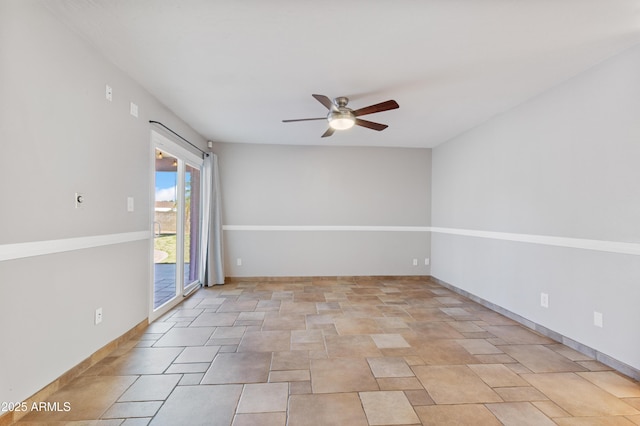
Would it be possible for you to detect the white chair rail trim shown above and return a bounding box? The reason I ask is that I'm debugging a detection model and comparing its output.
[0,231,151,262]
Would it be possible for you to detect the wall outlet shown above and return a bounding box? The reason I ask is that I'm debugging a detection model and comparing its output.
[236,258,242,266]
[127,196,134,212]
[594,311,603,328]
[75,192,85,209]
[540,292,549,308]
[95,307,103,325]
[105,84,112,101]
[412,258,418,266]
[424,258,430,266]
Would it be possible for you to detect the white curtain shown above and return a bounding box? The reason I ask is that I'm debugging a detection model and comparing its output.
[199,153,225,285]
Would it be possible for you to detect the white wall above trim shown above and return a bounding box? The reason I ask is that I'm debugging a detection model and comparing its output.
[0,231,151,262]
[222,225,430,232]
[430,227,640,257]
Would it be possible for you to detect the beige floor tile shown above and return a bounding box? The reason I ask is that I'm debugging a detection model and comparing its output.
[410,321,465,339]
[370,333,410,348]
[232,412,286,426]
[546,344,594,361]
[486,402,556,425]
[456,338,503,354]
[122,418,153,426]
[236,330,291,352]
[237,311,266,321]
[290,329,326,350]
[494,386,549,401]
[190,312,238,327]
[448,321,486,333]
[376,317,410,329]
[414,339,479,365]
[532,400,571,417]
[217,300,258,312]
[201,352,271,384]
[413,365,502,404]
[236,383,288,413]
[501,345,588,373]
[20,278,640,426]
[523,372,640,416]
[483,325,554,344]
[118,375,181,402]
[279,300,317,314]
[554,417,638,426]
[102,401,162,419]
[415,404,502,425]
[288,393,368,426]
[324,334,381,358]
[367,357,414,378]
[270,351,309,370]
[578,360,615,371]
[150,384,242,426]
[626,398,640,410]
[404,307,450,321]
[169,308,205,318]
[107,348,187,376]
[578,372,640,398]
[359,391,419,425]
[153,327,215,347]
[468,363,528,387]
[310,358,378,393]
[377,377,424,390]
[174,346,220,363]
[165,362,211,374]
[475,353,517,364]
[268,369,310,382]
[627,415,640,425]
[262,314,306,331]
[212,326,246,339]
[289,381,312,394]
[178,373,204,385]
[334,317,382,335]
[404,389,434,406]
[20,375,137,422]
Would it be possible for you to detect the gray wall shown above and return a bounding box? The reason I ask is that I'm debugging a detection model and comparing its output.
[214,142,431,277]
[431,45,640,372]
[0,1,206,404]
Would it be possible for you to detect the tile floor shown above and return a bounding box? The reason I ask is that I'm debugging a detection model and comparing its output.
[15,278,640,425]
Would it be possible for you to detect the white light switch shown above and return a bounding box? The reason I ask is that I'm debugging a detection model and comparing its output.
[127,197,134,212]
[130,102,138,117]
[594,311,603,328]
[105,85,112,101]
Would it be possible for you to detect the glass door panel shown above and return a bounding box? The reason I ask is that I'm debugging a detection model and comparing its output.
[184,164,201,291]
[154,149,179,309]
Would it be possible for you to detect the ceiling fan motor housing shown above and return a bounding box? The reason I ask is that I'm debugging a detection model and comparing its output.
[327,109,355,130]
[327,97,355,130]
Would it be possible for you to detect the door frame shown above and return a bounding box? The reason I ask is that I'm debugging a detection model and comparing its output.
[149,129,204,321]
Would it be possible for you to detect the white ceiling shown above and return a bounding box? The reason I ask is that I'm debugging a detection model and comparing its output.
[44,0,640,148]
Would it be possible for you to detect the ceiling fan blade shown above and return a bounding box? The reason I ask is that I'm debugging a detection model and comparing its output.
[312,94,336,110]
[353,100,399,117]
[282,117,326,123]
[321,127,335,138]
[355,118,388,131]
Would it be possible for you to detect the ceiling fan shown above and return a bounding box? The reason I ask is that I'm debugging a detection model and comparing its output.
[282,94,399,138]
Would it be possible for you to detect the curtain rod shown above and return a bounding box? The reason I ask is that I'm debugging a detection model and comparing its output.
[149,120,209,157]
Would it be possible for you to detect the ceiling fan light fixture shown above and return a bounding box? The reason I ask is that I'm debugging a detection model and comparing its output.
[328,111,355,130]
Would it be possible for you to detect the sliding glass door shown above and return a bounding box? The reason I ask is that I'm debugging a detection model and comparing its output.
[152,132,203,315]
